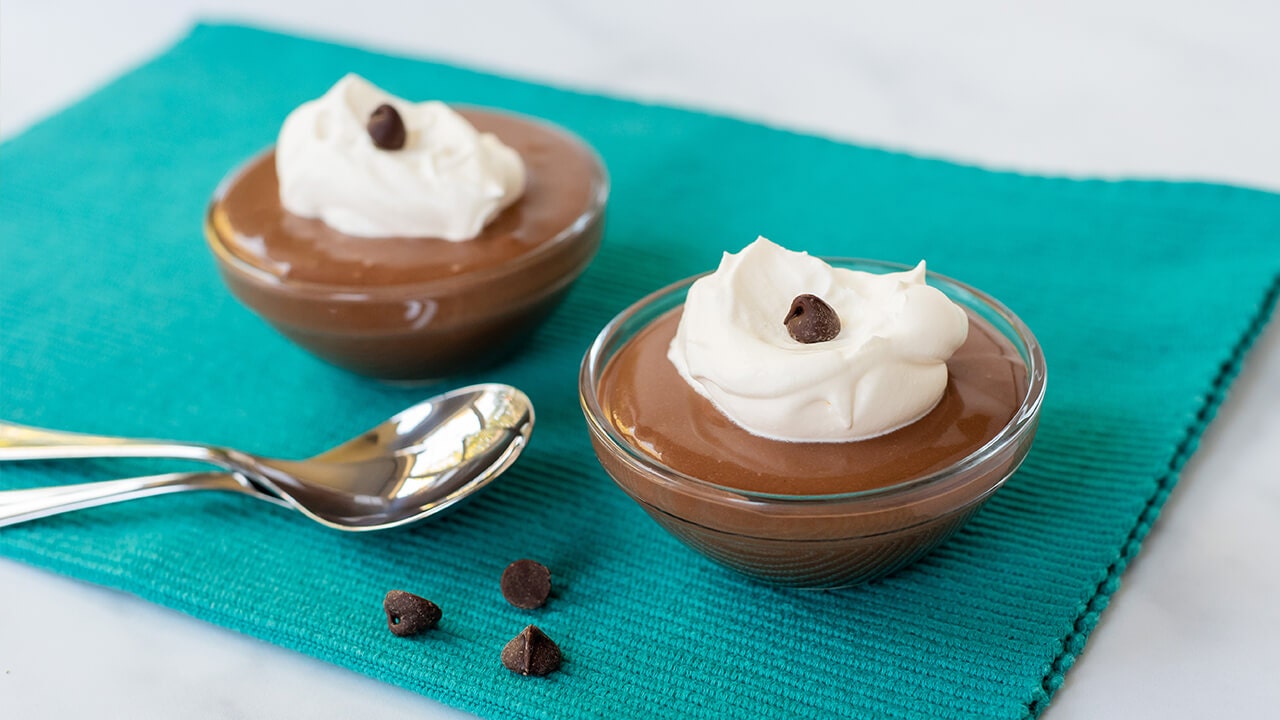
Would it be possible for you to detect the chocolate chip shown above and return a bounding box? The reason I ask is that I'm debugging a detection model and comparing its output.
[367,104,407,150]
[383,590,441,637]
[784,294,841,343]
[501,559,552,610]
[501,625,562,676]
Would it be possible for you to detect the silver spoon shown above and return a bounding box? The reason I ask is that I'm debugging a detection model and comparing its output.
[0,383,533,531]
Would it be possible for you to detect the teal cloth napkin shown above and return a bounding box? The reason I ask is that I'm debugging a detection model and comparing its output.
[2,23,1279,719]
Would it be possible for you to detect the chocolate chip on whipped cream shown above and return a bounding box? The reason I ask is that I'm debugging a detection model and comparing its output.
[784,294,841,344]
[667,237,969,442]
[366,103,407,150]
[276,74,526,240]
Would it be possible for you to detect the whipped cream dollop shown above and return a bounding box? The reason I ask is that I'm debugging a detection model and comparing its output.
[276,74,526,240]
[667,237,969,443]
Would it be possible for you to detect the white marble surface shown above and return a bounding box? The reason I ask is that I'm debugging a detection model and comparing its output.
[2,2,1278,718]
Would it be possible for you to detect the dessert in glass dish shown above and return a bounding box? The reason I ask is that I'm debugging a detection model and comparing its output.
[206,74,608,380]
[581,238,1046,588]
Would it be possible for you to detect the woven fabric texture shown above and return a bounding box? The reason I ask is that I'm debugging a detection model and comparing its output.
[2,24,1278,719]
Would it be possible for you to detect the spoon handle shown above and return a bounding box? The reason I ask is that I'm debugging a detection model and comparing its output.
[0,472,283,528]
[0,421,220,463]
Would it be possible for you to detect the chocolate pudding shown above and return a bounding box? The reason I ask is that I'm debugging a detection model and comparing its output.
[206,109,608,380]
[599,308,1027,496]
[581,260,1045,587]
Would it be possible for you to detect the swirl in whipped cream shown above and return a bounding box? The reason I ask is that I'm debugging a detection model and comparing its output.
[276,74,526,241]
[667,237,969,442]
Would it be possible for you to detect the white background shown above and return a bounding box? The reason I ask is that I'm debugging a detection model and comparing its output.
[2,2,1279,718]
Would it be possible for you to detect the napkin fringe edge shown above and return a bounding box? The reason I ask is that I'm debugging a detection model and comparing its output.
[1025,270,1280,718]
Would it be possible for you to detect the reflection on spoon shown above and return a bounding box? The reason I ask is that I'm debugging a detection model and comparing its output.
[0,384,533,531]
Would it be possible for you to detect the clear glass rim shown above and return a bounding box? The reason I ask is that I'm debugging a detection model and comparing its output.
[579,257,1048,507]
[204,106,610,300]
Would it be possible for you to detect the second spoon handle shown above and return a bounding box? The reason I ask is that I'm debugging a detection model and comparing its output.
[0,472,286,528]
[0,421,221,463]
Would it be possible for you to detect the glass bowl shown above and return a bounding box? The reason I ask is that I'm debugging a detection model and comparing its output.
[204,109,608,381]
[580,259,1046,588]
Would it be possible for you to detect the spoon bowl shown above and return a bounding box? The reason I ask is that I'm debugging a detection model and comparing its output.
[262,385,534,529]
[0,384,534,531]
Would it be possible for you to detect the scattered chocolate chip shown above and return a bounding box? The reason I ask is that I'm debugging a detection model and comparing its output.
[383,590,441,637]
[501,625,562,676]
[367,103,407,150]
[784,294,842,343]
[501,559,552,610]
